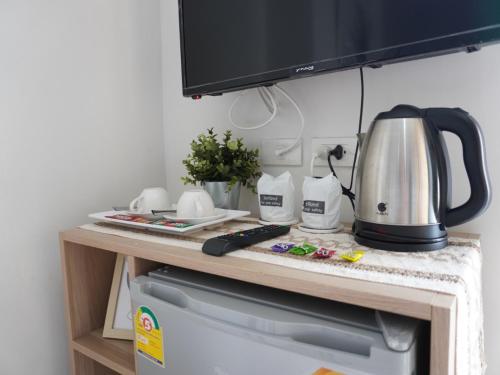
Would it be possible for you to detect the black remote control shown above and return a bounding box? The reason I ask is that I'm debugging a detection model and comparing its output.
[202,225,291,256]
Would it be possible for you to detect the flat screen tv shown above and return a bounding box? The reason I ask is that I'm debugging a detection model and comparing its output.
[179,0,500,98]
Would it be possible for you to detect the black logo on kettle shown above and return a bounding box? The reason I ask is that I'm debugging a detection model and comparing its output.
[377,202,388,215]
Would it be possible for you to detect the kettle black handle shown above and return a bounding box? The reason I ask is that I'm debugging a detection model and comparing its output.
[427,108,491,227]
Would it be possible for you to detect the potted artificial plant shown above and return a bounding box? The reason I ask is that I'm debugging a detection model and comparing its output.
[182,128,261,209]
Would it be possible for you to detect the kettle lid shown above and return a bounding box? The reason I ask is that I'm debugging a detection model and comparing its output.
[375,104,424,120]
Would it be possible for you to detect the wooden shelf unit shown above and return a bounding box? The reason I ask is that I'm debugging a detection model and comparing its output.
[73,328,134,375]
[60,239,136,375]
[60,227,458,375]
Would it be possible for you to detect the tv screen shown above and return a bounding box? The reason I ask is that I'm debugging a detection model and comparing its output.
[179,0,500,98]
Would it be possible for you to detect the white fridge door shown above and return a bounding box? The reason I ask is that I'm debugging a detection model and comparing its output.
[131,276,415,375]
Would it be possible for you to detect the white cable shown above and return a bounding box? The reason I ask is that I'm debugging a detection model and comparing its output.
[229,86,277,130]
[310,153,318,176]
[273,84,305,156]
[257,87,274,114]
[228,84,304,156]
[310,145,331,177]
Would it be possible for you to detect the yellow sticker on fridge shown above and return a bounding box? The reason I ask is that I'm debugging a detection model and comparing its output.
[135,306,165,367]
[312,368,345,375]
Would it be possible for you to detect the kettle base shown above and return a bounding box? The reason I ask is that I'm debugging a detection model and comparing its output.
[353,220,448,252]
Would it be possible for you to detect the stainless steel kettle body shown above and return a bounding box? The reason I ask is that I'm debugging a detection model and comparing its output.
[354,105,491,251]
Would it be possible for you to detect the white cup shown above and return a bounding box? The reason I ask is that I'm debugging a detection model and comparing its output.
[176,189,215,218]
[129,187,170,214]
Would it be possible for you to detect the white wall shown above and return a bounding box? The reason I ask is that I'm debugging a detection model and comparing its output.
[162,1,500,373]
[0,1,165,374]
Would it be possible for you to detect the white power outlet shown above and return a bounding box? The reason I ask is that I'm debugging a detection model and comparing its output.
[311,137,358,167]
[261,138,303,166]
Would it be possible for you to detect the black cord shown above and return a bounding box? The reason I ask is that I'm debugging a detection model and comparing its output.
[348,67,364,191]
[328,152,356,210]
[327,66,365,211]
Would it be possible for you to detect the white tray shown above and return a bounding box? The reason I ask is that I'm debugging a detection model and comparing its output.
[88,209,251,235]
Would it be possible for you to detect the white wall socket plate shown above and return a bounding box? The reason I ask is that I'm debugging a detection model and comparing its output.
[311,137,358,167]
[261,138,303,166]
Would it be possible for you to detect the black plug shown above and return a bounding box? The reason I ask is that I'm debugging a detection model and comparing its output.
[332,145,344,160]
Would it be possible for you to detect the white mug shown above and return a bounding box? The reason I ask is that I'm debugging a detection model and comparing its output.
[129,187,170,214]
[176,189,215,218]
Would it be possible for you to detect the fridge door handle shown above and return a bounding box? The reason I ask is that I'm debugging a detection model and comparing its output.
[133,278,374,357]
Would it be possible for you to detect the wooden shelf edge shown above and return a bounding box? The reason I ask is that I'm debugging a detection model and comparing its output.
[72,328,135,375]
[61,228,436,320]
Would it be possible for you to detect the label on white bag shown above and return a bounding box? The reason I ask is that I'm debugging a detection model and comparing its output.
[301,174,341,230]
[258,172,295,222]
[303,200,325,214]
[259,194,283,207]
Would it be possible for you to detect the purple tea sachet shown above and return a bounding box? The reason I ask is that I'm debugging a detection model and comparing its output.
[272,243,295,253]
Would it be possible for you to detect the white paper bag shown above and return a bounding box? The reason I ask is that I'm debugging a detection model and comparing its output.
[302,173,341,229]
[257,171,295,222]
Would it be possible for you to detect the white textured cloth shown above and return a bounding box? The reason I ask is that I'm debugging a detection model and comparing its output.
[80,220,484,374]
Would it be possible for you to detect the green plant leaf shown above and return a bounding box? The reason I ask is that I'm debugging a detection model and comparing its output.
[181,128,261,192]
[227,140,238,151]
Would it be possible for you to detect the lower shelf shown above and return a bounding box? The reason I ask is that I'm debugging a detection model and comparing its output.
[73,328,135,375]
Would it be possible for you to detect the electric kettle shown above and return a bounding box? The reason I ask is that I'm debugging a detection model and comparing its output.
[353,105,491,251]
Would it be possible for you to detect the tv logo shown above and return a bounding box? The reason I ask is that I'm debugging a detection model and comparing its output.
[295,65,315,73]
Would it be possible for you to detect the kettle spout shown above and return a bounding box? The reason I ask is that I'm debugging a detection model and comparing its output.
[357,133,367,147]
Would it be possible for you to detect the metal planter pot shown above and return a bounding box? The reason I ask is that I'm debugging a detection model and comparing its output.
[203,181,241,210]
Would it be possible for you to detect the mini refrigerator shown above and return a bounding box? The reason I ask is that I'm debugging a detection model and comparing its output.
[131,267,421,375]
